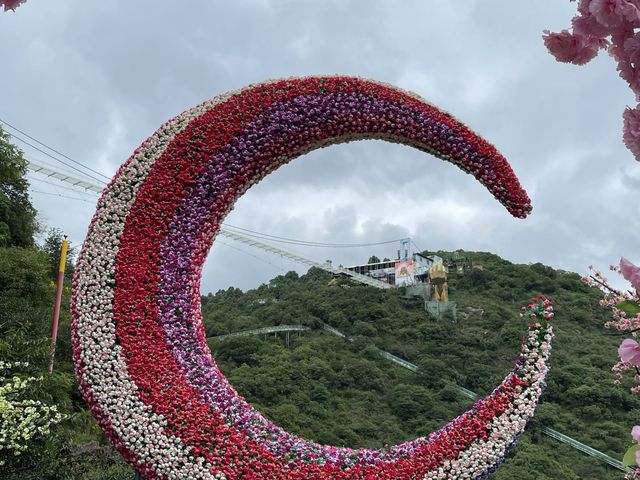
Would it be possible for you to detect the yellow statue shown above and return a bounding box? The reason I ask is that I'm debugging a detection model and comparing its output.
[429,262,448,302]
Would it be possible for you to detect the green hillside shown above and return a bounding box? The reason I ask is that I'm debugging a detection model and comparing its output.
[1,117,635,479]
[202,256,637,480]
[2,243,636,478]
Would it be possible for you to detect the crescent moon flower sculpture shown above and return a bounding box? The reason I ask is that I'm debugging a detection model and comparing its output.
[71,76,552,479]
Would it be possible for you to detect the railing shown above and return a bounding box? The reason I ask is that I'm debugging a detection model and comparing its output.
[210,325,310,341]
[27,161,104,193]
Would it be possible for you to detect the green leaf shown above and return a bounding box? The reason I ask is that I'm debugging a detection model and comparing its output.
[617,300,640,316]
[623,443,640,467]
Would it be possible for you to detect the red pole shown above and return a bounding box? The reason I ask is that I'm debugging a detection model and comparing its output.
[49,236,68,374]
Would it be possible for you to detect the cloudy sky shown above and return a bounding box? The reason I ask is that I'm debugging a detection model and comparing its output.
[1,0,639,293]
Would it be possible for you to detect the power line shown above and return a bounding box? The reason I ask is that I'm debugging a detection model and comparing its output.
[0,118,111,182]
[411,240,424,255]
[214,240,287,273]
[223,223,404,248]
[21,156,411,252]
[28,175,100,197]
[30,189,97,204]
[27,161,105,193]
[5,130,108,185]
[1,126,414,253]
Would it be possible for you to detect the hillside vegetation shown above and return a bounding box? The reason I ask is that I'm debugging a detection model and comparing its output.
[1,125,635,480]
[2,244,636,478]
[203,257,637,480]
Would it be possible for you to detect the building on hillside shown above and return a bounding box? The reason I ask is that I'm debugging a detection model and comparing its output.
[342,239,458,321]
[343,239,442,287]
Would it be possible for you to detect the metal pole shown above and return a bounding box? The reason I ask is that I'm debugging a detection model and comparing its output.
[48,236,68,374]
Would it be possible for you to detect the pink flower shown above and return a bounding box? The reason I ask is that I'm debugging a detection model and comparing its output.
[632,425,640,443]
[542,30,601,65]
[589,0,640,27]
[1,0,26,11]
[623,105,640,158]
[577,0,591,16]
[619,338,640,365]
[621,257,640,289]
[572,13,612,37]
[617,61,640,95]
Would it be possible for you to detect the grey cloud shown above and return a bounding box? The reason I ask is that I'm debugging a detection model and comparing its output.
[1,0,639,294]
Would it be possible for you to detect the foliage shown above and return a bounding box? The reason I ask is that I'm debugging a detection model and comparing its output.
[0,241,636,478]
[0,126,37,248]
[0,251,131,479]
[0,242,123,478]
[0,361,63,466]
[582,259,640,478]
[201,253,638,479]
[40,228,76,281]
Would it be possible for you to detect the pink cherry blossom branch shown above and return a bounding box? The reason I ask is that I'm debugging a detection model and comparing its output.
[544,0,640,161]
[584,256,640,473]
[1,0,25,12]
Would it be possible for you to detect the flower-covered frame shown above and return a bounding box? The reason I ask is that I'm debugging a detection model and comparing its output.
[71,76,552,479]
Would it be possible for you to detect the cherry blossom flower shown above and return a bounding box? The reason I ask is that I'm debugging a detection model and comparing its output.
[584,262,640,478]
[1,0,25,11]
[588,0,640,27]
[621,257,640,290]
[545,1,640,159]
[542,30,602,65]
[620,339,640,366]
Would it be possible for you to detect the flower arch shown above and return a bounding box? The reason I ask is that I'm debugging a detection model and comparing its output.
[71,76,552,479]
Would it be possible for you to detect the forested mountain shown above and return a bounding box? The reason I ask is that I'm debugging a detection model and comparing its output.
[1,126,635,479]
[3,243,636,479]
[202,258,636,480]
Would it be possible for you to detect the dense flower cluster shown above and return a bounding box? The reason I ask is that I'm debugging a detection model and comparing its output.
[543,0,640,160]
[0,0,25,12]
[0,361,64,465]
[71,76,539,479]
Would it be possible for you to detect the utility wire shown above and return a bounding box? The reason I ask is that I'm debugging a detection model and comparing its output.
[223,223,404,248]
[28,157,102,185]
[412,240,425,255]
[216,240,287,273]
[0,118,111,181]
[28,175,100,197]
[5,131,108,185]
[30,189,97,204]
[14,136,411,250]
[1,121,414,252]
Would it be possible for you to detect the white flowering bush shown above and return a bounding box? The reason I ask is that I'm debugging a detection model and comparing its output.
[0,361,63,466]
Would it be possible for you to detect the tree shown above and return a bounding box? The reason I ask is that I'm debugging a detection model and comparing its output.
[0,127,37,248]
[367,255,380,264]
[41,228,75,281]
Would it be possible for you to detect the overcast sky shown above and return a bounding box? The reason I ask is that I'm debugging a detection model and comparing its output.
[1,1,639,293]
